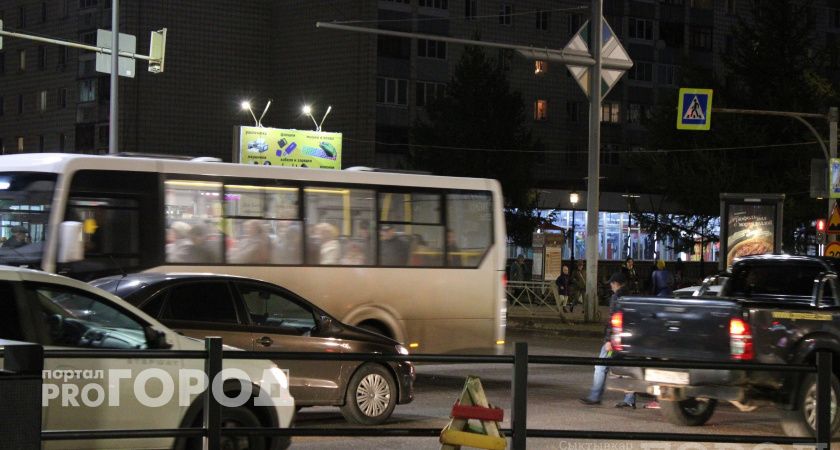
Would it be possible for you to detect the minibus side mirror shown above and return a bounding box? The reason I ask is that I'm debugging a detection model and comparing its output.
[57,221,84,263]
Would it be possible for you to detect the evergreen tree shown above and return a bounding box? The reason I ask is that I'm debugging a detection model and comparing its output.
[411,45,543,246]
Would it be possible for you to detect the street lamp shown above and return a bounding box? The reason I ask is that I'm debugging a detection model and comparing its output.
[302,104,333,132]
[569,191,579,260]
[241,99,272,127]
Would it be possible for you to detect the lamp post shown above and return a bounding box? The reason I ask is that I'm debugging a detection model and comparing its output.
[302,104,333,132]
[241,100,272,127]
[569,191,579,260]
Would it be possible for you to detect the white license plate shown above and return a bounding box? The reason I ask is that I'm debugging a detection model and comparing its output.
[645,369,689,385]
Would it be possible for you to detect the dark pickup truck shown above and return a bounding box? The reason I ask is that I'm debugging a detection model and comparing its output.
[610,255,840,437]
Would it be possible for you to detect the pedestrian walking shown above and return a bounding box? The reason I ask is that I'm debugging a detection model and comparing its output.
[569,259,586,312]
[555,264,570,311]
[651,260,674,297]
[580,271,636,408]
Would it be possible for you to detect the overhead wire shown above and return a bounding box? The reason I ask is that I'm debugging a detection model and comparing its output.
[344,137,822,155]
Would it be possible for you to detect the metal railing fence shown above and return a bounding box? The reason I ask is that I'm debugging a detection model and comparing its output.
[7,339,832,449]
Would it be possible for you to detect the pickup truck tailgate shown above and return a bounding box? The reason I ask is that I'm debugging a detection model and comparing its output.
[617,296,741,361]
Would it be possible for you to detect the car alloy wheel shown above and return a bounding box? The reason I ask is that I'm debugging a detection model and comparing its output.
[356,372,391,417]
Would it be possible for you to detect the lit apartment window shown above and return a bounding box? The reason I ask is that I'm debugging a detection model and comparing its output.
[499,3,513,26]
[38,90,47,112]
[418,0,447,9]
[465,0,477,19]
[534,60,547,74]
[376,77,408,106]
[628,18,653,40]
[16,136,24,152]
[534,99,548,121]
[600,102,620,123]
[418,39,446,59]
[536,10,550,31]
[18,49,26,72]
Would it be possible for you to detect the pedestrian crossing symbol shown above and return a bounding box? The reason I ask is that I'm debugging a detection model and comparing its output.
[677,88,713,130]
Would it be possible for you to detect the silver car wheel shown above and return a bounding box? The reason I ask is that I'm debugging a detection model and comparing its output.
[356,373,391,417]
[804,382,837,430]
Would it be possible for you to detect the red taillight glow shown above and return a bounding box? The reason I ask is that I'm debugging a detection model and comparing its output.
[610,311,623,351]
[502,272,508,289]
[611,311,623,329]
[729,317,754,360]
[730,318,747,335]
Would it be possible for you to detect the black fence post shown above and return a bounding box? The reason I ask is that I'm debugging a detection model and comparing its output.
[512,342,528,450]
[816,350,832,448]
[203,337,223,450]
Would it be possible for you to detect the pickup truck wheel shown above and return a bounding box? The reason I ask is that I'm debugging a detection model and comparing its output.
[780,373,840,438]
[660,398,717,426]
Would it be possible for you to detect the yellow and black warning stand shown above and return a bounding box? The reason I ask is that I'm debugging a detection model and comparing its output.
[440,376,506,450]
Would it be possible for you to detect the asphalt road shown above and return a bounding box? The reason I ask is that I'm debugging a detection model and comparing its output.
[289,330,803,450]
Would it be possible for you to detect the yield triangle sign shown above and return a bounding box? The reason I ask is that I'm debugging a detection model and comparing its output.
[829,201,840,233]
[564,18,632,100]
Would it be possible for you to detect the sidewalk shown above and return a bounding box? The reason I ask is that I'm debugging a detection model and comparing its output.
[506,304,610,337]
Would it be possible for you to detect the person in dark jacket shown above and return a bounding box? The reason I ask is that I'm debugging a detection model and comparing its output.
[580,271,636,408]
[651,259,674,297]
[555,264,570,311]
[621,257,640,294]
[2,226,28,249]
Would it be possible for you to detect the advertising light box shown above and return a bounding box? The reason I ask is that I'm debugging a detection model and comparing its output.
[234,126,342,170]
[719,193,784,270]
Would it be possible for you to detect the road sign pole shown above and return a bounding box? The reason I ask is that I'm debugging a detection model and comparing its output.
[585,0,603,323]
[109,0,119,155]
[829,107,838,228]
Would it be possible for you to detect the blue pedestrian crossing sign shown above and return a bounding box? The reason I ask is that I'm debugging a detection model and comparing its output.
[677,88,713,130]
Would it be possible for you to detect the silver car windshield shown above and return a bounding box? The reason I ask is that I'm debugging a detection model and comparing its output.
[0,172,57,267]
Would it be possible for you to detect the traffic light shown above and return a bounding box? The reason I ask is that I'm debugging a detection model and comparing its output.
[817,218,827,245]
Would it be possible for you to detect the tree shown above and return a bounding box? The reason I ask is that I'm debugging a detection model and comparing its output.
[631,0,832,253]
[411,45,541,246]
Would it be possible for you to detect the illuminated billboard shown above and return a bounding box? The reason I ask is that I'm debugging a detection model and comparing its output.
[234,126,342,170]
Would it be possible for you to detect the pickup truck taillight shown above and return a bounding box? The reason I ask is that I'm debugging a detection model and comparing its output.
[729,317,754,360]
[610,311,623,351]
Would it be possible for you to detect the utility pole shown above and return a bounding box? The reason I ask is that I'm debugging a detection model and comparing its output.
[584,0,603,323]
[0,18,166,154]
[110,0,119,155]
